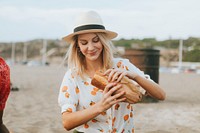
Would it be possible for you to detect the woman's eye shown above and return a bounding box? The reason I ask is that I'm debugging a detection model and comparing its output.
[93,37,99,43]
[80,41,87,45]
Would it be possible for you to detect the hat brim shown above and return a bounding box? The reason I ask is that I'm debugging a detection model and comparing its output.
[62,29,118,44]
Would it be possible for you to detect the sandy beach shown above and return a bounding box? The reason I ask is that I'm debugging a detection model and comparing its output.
[3,65,200,133]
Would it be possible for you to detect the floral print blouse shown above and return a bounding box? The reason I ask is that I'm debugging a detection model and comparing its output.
[58,58,151,133]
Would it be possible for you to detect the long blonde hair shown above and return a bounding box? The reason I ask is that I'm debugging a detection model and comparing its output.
[65,32,116,78]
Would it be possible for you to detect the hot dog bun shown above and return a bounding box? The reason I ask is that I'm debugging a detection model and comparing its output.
[91,71,143,103]
[91,71,108,90]
[91,71,140,93]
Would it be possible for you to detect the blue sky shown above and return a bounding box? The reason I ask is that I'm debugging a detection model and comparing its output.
[0,0,200,42]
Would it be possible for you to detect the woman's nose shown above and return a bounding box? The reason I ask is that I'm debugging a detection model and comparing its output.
[87,42,95,50]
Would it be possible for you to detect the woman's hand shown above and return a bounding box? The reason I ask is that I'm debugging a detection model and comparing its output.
[104,68,142,104]
[115,83,142,104]
[97,82,126,112]
[104,68,139,82]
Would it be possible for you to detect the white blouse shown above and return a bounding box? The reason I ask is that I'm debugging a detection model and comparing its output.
[58,58,151,133]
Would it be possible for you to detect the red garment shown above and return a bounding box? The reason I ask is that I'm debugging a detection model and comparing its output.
[0,57,10,110]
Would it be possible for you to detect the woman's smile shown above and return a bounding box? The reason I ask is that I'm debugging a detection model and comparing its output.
[88,51,97,56]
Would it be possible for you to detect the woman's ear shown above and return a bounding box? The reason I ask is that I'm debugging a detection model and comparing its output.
[77,46,81,53]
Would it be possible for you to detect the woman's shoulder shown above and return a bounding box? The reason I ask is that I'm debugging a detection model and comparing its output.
[113,57,129,63]
[64,68,80,80]
[113,57,131,67]
[64,67,74,75]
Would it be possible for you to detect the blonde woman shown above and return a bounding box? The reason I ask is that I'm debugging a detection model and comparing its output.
[58,11,165,133]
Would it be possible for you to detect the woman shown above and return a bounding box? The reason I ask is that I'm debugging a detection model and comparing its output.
[0,57,10,133]
[58,11,165,133]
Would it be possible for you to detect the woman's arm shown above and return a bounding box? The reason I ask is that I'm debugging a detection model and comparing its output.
[62,103,101,131]
[105,68,166,101]
[62,83,126,131]
[133,74,166,100]
[124,70,166,100]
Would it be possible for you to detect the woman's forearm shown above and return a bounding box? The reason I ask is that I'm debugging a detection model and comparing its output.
[134,75,166,100]
[62,103,102,131]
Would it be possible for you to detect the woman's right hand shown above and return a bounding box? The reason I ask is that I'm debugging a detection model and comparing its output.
[97,82,126,112]
[61,83,126,131]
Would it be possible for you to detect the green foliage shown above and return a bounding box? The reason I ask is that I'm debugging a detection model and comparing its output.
[113,37,200,62]
[0,37,200,62]
[183,49,200,62]
[113,39,132,48]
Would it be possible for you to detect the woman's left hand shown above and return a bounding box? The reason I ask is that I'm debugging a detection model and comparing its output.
[104,68,127,83]
[104,68,166,101]
[104,68,142,104]
[104,68,138,82]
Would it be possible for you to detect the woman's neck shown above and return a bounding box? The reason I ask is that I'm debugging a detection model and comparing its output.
[85,59,103,78]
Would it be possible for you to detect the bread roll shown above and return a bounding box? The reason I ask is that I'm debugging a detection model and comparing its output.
[91,71,143,103]
[91,71,108,90]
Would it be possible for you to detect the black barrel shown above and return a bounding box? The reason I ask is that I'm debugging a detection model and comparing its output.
[123,49,160,83]
[123,49,160,102]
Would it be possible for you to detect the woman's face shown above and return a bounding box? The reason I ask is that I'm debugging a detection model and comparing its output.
[78,33,103,61]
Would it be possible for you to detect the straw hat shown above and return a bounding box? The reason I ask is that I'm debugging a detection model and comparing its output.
[62,11,118,43]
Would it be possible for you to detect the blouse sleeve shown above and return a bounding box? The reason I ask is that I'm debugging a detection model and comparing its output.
[58,69,78,113]
[115,58,154,94]
[119,58,153,81]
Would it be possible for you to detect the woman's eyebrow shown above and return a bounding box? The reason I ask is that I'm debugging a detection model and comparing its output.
[79,39,87,42]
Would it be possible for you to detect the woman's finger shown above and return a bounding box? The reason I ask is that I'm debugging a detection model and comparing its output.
[110,97,126,105]
[103,82,117,94]
[116,72,126,82]
[106,84,122,97]
[107,69,118,82]
[103,69,112,76]
[111,70,123,82]
[104,91,125,107]
[111,90,125,100]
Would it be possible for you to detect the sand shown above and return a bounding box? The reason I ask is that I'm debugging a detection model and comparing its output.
[3,65,200,133]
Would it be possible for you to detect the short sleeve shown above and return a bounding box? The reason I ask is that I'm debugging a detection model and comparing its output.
[116,58,153,81]
[115,58,155,94]
[58,69,78,113]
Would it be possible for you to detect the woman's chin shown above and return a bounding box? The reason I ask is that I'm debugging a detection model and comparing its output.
[86,57,100,62]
